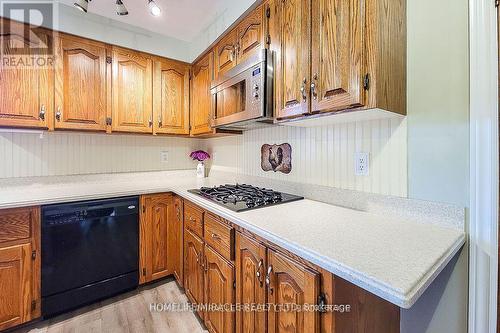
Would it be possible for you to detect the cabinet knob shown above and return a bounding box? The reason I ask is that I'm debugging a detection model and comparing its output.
[211,233,221,240]
[265,265,273,295]
[39,105,46,120]
[158,115,162,127]
[300,78,308,102]
[55,107,61,121]
[256,259,264,287]
[148,119,153,128]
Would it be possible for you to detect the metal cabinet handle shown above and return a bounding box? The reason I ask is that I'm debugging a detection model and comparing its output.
[265,265,273,295]
[311,73,318,100]
[256,260,264,287]
[211,233,221,240]
[39,105,46,120]
[148,119,153,127]
[158,115,162,127]
[300,77,308,102]
[55,106,61,121]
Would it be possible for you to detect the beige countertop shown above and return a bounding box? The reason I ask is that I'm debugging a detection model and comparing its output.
[0,170,465,309]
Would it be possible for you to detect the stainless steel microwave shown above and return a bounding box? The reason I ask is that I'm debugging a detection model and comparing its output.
[210,49,273,130]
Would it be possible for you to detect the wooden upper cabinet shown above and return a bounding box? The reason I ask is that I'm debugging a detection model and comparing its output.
[0,206,41,331]
[235,233,267,333]
[310,0,365,113]
[267,249,320,333]
[153,58,190,135]
[170,195,184,286]
[111,47,153,133]
[190,52,213,135]
[0,19,53,129]
[54,34,108,131]
[204,244,235,333]
[236,4,266,64]
[139,193,173,284]
[184,229,205,313]
[214,29,238,80]
[272,0,311,119]
[271,0,406,120]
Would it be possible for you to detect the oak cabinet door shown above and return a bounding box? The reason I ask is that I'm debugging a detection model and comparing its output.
[267,250,320,333]
[153,59,190,135]
[274,0,311,119]
[140,194,172,284]
[311,0,365,113]
[236,4,266,65]
[54,35,107,131]
[190,52,213,135]
[170,195,184,286]
[214,29,238,80]
[235,233,267,333]
[204,244,235,333]
[184,229,205,316]
[0,243,33,331]
[0,20,53,129]
[111,47,153,133]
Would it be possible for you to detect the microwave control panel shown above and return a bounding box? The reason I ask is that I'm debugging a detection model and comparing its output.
[250,65,263,106]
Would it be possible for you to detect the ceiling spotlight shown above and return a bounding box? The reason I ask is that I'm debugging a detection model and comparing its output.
[74,0,91,13]
[147,0,161,17]
[116,0,129,16]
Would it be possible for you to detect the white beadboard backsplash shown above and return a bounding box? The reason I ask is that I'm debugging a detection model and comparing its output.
[0,131,202,178]
[204,118,408,197]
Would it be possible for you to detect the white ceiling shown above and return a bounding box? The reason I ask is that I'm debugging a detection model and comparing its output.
[58,0,236,42]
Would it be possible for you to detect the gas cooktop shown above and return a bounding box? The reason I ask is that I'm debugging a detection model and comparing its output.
[188,184,304,212]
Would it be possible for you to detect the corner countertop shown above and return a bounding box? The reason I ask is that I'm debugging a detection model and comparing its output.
[0,170,466,309]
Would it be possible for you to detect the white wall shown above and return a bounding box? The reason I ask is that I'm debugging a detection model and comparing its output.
[0,131,202,178]
[204,118,408,197]
[401,0,470,331]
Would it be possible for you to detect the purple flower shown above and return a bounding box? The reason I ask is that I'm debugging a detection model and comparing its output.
[190,150,210,161]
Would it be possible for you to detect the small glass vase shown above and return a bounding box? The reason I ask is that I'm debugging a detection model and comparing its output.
[196,161,205,178]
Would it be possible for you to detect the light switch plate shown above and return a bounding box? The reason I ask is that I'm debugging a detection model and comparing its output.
[160,151,169,163]
[355,152,369,176]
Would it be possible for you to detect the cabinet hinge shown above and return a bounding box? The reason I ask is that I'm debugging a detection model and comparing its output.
[106,117,112,126]
[142,268,146,276]
[266,35,271,45]
[106,56,112,64]
[363,73,370,90]
[266,6,271,18]
[31,300,37,312]
[31,250,36,260]
[317,293,327,313]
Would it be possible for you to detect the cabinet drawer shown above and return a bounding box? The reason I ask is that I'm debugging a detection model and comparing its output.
[0,207,37,244]
[204,213,234,261]
[184,202,203,237]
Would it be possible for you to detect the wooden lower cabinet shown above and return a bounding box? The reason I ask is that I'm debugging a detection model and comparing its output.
[235,233,267,333]
[171,195,184,286]
[267,249,320,333]
[0,207,41,331]
[204,245,235,333]
[184,228,205,318]
[139,193,175,284]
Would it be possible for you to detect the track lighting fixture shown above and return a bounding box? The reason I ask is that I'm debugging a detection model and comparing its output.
[73,0,90,13]
[116,0,129,16]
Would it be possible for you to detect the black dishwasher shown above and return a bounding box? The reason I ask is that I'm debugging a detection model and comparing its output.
[41,196,139,317]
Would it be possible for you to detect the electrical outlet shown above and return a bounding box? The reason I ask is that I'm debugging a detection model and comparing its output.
[355,152,369,176]
[160,151,169,163]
